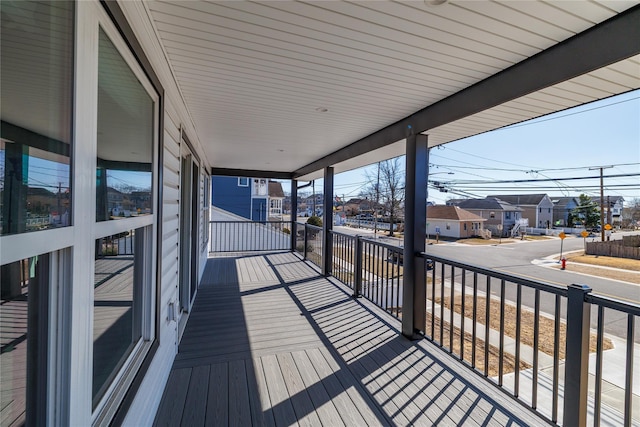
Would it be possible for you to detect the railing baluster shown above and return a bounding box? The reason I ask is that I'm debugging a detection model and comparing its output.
[552,294,561,423]
[499,279,505,386]
[354,237,362,298]
[304,224,308,259]
[515,284,522,397]
[594,305,604,427]
[460,269,466,362]
[472,272,477,369]
[440,262,445,346]
[431,263,436,340]
[376,244,381,307]
[484,276,491,377]
[624,313,634,427]
[450,265,455,353]
[533,288,540,410]
[395,250,400,317]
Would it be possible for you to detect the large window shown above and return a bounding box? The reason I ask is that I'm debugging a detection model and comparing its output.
[1,2,160,424]
[96,29,153,222]
[92,26,158,415]
[0,1,74,236]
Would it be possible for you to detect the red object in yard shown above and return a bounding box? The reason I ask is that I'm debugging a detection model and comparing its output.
[561,257,566,270]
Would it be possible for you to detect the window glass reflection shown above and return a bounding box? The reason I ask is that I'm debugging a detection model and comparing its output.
[96,29,153,222]
[0,1,74,235]
[93,228,145,407]
[0,254,50,426]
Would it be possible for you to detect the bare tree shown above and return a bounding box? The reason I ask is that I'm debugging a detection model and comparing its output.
[363,158,404,236]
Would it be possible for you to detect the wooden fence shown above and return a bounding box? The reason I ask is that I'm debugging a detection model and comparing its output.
[585,241,640,260]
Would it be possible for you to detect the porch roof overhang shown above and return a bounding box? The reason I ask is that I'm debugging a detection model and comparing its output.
[144,1,640,180]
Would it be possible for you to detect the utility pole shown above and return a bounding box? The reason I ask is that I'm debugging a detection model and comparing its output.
[589,166,612,242]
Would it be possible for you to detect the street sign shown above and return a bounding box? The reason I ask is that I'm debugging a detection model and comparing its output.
[559,232,566,239]
[604,224,612,230]
[580,230,589,238]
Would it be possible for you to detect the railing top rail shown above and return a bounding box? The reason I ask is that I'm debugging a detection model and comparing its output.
[210,220,289,224]
[328,229,356,241]
[329,229,403,252]
[360,237,403,252]
[586,293,640,316]
[304,224,323,231]
[419,252,568,297]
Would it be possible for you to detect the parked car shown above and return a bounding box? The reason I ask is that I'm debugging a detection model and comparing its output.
[388,253,433,270]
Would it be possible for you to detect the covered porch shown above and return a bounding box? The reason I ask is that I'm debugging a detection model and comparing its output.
[154,251,543,426]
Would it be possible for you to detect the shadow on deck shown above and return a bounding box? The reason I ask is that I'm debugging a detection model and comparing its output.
[154,252,545,426]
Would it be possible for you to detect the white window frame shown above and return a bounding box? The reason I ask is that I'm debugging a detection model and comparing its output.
[253,178,267,196]
[69,2,160,425]
[238,177,249,187]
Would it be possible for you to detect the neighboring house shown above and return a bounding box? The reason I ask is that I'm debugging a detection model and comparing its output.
[211,177,285,221]
[426,205,486,239]
[593,196,625,225]
[341,198,377,216]
[299,193,324,216]
[457,197,522,237]
[445,198,468,206]
[268,180,285,220]
[552,196,579,226]
[492,194,554,229]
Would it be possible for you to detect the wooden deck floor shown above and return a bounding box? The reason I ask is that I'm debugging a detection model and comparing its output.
[154,252,546,426]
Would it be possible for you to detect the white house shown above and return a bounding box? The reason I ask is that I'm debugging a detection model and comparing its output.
[427,205,486,239]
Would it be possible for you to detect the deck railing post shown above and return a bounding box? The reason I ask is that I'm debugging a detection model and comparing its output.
[354,236,363,298]
[401,132,428,339]
[291,179,298,251]
[563,284,592,427]
[322,166,334,276]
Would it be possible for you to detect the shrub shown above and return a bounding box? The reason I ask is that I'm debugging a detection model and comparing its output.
[282,227,290,234]
[307,215,323,227]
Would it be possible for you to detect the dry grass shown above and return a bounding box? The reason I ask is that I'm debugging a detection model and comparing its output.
[564,252,640,271]
[552,252,640,284]
[396,309,530,376]
[458,238,515,245]
[427,316,531,377]
[522,235,553,241]
[436,295,613,359]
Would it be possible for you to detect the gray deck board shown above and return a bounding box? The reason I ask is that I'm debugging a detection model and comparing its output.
[289,350,345,427]
[261,354,300,427]
[154,252,548,427]
[228,360,252,427]
[205,363,228,427]
[154,368,191,427]
[181,365,209,426]
[276,352,322,427]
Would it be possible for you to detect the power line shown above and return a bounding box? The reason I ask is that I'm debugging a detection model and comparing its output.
[443,173,639,185]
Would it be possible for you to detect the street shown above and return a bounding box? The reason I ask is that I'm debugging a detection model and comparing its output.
[331,226,639,340]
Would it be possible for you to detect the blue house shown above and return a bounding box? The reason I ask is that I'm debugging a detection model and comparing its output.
[211,177,284,221]
[552,196,579,226]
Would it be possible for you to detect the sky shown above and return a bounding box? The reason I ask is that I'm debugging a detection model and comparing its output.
[293,89,640,206]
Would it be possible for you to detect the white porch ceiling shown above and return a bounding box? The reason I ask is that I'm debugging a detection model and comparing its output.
[144,0,640,179]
